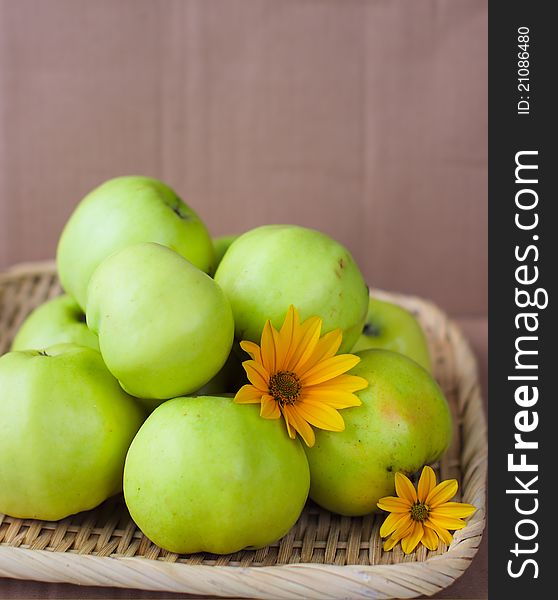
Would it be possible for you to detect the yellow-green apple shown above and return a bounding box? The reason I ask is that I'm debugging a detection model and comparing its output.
[57,176,215,309]
[304,349,452,516]
[11,295,99,352]
[194,344,245,396]
[123,396,310,554]
[211,234,238,274]
[214,225,369,352]
[0,344,145,520]
[351,297,432,372]
[86,242,234,404]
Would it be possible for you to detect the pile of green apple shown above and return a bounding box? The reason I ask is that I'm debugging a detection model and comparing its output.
[0,176,452,555]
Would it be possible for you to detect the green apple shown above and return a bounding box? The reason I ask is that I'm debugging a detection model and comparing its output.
[304,349,452,516]
[351,297,432,372]
[194,344,245,396]
[214,225,369,352]
[211,234,238,274]
[57,176,215,309]
[0,344,145,520]
[86,242,234,404]
[11,295,99,352]
[124,396,310,554]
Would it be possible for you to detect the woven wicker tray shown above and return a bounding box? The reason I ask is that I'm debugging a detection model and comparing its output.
[0,262,486,599]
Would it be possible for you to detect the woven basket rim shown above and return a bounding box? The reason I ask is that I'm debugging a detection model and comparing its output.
[0,261,487,599]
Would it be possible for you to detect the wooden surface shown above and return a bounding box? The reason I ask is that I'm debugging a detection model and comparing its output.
[0,0,487,317]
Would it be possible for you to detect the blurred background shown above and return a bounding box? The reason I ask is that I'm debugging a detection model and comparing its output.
[0,0,486,319]
[0,0,487,598]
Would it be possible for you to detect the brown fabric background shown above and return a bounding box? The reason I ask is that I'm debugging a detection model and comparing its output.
[0,0,487,317]
[0,0,487,598]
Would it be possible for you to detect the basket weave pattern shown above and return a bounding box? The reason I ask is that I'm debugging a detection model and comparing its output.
[0,262,487,599]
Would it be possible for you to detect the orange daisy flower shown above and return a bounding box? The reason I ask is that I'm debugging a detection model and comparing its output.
[233,305,368,447]
[377,465,476,554]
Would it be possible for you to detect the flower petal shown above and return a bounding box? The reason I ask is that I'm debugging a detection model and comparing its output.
[277,305,298,368]
[424,520,453,546]
[426,479,459,508]
[377,496,411,513]
[283,405,316,447]
[271,326,285,370]
[420,525,439,551]
[301,390,362,410]
[295,401,345,432]
[240,340,262,363]
[395,472,417,504]
[383,535,400,552]
[296,329,343,373]
[308,373,369,393]
[285,316,322,372]
[417,466,437,503]
[427,514,468,531]
[260,395,281,419]
[243,360,270,391]
[271,306,294,371]
[380,512,411,538]
[307,375,368,394]
[301,354,361,386]
[234,384,264,404]
[281,408,296,439]
[401,521,424,554]
[260,320,277,374]
[429,502,476,519]
[391,519,415,541]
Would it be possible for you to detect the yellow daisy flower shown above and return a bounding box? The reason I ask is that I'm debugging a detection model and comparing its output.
[377,465,476,554]
[234,305,368,447]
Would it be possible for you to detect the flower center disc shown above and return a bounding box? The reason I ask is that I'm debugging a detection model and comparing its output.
[410,502,429,522]
[269,371,302,406]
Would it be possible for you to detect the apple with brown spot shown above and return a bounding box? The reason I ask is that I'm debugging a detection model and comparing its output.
[303,349,452,516]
